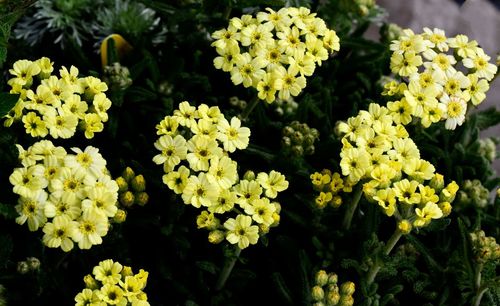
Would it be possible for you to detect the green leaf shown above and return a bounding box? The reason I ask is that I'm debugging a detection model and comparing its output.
[0,93,20,117]
[271,272,294,305]
[0,234,13,268]
[406,235,442,274]
[195,261,218,275]
[473,107,500,131]
[0,202,16,219]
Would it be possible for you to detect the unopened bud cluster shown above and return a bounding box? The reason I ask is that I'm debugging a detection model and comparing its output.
[274,97,298,116]
[282,121,319,157]
[103,62,132,91]
[312,270,355,306]
[470,230,500,264]
[229,96,248,111]
[456,179,489,209]
[17,257,41,274]
[115,167,149,221]
[477,138,497,162]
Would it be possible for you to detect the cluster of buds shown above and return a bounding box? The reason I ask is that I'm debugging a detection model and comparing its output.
[456,179,490,209]
[4,57,112,139]
[310,169,355,209]
[115,167,149,216]
[102,62,132,91]
[312,270,355,306]
[282,121,319,157]
[477,137,497,162]
[76,259,150,305]
[470,230,500,264]
[274,96,298,116]
[228,96,248,111]
[16,257,41,275]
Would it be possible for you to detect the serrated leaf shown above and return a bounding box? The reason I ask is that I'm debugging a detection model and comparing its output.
[0,93,20,117]
[195,261,218,275]
[473,107,500,131]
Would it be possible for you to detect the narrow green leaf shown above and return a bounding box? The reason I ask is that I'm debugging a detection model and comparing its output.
[406,235,443,274]
[0,93,20,117]
[271,272,294,305]
[195,261,218,275]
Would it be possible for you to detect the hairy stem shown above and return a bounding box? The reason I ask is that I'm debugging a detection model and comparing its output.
[472,263,488,306]
[342,184,363,231]
[366,229,404,286]
[215,247,241,291]
[240,96,260,121]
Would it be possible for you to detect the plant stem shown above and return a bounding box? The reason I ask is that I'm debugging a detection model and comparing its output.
[365,229,403,286]
[215,247,241,291]
[240,96,259,121]
[472,263,488,306]
[342,184,363,231]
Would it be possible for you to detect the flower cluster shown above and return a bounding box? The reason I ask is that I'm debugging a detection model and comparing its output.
[456,179,490,209]
[310,169,355,209]
[9,140,119,251]
[115,167,149,210]
[274,96,299,116]
[311,270,355,306]
[384,28,498,130]
[281,120,319,157]
[4,57,112,139]
[335,103,458,230]
[153,101,288,249]
[470,230,500,264]
[75,259,150,306]
[211,7,340,103]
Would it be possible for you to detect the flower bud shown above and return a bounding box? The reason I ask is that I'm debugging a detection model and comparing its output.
[429,173,444,192]
[84,274,99,290]
[259,224,270,234]
[115,177,128,192]
[122,167,135,182]
[117,267,131,279]
[311,285,325,301]
[119,191,135,208]
[271,212,280,227]
[328,273,338,285]
[229,96,239,106]
[291,131,304,144]
[113,209,127,223]
[339,295,354,306]
[340,281,355,296]
[291,145,304,156]
[439,202,452,217]
[208,230,225,244]
[315,270,329,287]
[398,219,412,234]
[305,145,315,155]
[26,257,40,271]
[326,290,340,305]
[17,261,30,274]
[243,170,255,181]
[135,192,149,206]
[131,174,146,192]
[281,136,292,147]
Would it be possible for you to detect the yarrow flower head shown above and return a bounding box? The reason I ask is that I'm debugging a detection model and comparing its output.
[9,140,119,251]
[384,28,497,130]
[75,259,150,306]
[211,7,340,103]
[3,57,112,139]
[313,103,458,231]
[153,101,288,249]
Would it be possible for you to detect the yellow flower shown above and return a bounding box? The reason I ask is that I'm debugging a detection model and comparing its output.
[213,44,241,72]
[93,259,123,285]
[234,179,263,208]
[196,211,220,230]
[462,48,498,81]
[153,134,187,171]
[231,52,266,88]
[23,112,49,137]
[390,51,422,77]
[216,117,251,153]
[181,173,219,208]
[414,202,443,227]
[256,170,289,199]
[15,192,48,231]
[42,215,77,252]
[392,179,421,205]
[73,211,109,249]
[162,165,190,194]
[467,73,489,106]
[156,116,179,136]
[339,147,370,183]
[207,156,238,189]
[224,214,259,249]
[373,188,396,216]
[82,113,104,139]
[245,197,276,225]
[274,66,307,100]
[208,189,237,214]
[315,192,332,209]
[256,72,278,103]
[439,95,467,130]
[186,135,223,171]
[98,284,126,305]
